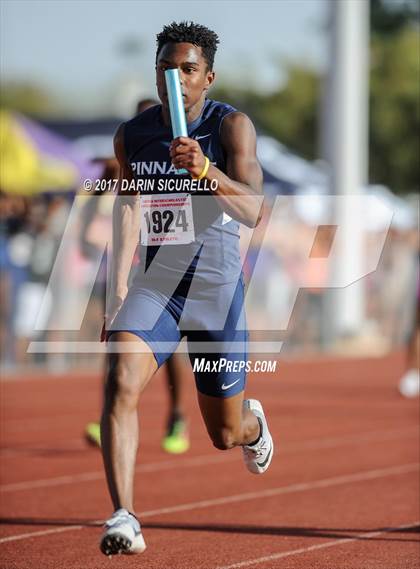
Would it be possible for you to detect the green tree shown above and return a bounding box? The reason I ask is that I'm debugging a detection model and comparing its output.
[369,0,419,192]
[369,27,419,192]
[213,65,319,160]
[371,0,419,36]
[213,0,419,194]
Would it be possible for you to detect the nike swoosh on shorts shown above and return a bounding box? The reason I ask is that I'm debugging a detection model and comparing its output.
[221,379,241,390]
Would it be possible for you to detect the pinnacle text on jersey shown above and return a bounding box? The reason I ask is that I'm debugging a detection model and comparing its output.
[130,160,216,177]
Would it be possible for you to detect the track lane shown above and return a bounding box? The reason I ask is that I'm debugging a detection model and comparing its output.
[0,353,418,568]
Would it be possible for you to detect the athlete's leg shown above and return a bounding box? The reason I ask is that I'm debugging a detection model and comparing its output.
[101,331,157,512]
[166,352,185,418]
[100,285,183,556]
[162,352,190,453]
[399,301,420,398]
[197,388,274,475]
[197,391,259,450]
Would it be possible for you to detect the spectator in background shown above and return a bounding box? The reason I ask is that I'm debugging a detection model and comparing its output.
[399,232,419,398]
[0,193,70,368]
[0,194,28,368]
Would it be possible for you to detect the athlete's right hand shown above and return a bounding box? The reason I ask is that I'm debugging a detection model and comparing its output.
[100,289,127,342]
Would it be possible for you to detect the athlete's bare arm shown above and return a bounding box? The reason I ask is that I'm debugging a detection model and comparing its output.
[169,112,263,227]
[106,123,140,326]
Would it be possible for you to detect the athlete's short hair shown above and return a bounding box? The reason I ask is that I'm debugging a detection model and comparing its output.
[156,21,219,70]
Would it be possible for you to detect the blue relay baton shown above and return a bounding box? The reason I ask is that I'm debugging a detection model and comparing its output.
[165,68,188,174]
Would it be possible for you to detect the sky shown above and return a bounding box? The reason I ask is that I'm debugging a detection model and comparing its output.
[0,0,328,115]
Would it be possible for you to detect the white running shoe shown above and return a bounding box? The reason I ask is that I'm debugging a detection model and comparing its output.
[399,368,420,398]
[242,399,273,474]
[100,508,146,556]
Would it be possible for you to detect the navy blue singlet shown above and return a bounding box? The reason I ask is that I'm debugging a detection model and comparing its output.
[123,99,241,286]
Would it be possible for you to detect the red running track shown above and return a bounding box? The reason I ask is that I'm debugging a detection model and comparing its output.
[0,352,419,569]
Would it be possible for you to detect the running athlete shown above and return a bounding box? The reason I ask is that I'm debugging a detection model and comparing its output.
[100,22,273,556]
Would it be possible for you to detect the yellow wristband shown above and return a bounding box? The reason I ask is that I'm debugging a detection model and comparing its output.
[194,156,210,180]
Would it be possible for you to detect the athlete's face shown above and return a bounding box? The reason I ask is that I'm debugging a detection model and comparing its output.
[156,42,215,111]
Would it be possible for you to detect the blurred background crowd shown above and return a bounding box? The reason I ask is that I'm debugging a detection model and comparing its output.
[0,0,418,373]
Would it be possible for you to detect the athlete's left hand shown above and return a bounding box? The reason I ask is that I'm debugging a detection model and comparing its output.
[169,137,207,178]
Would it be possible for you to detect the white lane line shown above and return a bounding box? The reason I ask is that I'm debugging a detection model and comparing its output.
[2,425,417,451]
[0,526,84,544]
[0,462,418,544]
[284,426,419,453]
[0,454,229,492]
[216,521,420,569]
[1,427,418,493]
[136,462,420,518]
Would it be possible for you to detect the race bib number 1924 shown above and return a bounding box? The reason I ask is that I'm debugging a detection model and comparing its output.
[140,194,195,245]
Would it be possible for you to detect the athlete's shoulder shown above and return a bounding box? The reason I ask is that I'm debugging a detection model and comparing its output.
[204,99,255,133]
[113,122,126,160]
[221,110,255,128]
[204,98,238,120]
[122,104,162,158]
[219,109,257,154]
[125,104,161,130]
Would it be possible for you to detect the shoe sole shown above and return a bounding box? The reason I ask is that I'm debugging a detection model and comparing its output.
[100,532,132,556]
[100,531,146,556]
